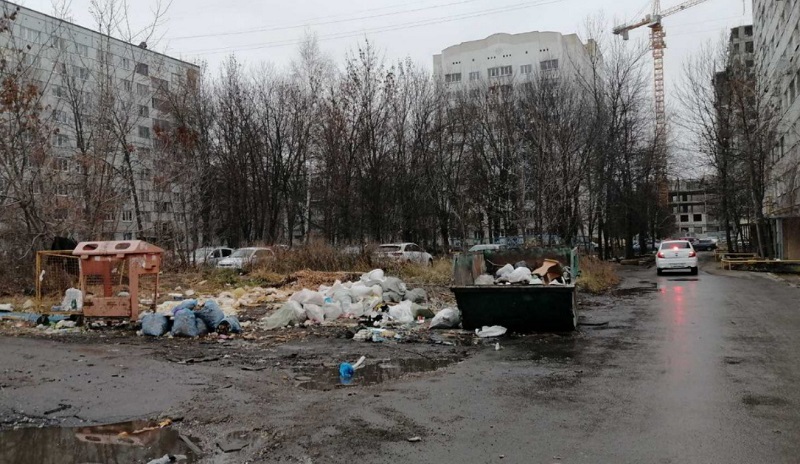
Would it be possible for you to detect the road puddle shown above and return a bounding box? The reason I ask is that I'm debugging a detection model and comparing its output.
[0,419,197,463]
[296,357,456,390]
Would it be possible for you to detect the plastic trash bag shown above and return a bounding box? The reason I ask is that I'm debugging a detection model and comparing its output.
[332,290,353,305]
[475,325,507,338]
[171,309,199,337]
[350,283,374,300]
[141,313,169,337]
[262,301,305,330]
[217,316,242,334]
[362,269,385,282]
[404,288,427,303]
[507,267,533,284]
[289,289,325,306]
[383,291,403,304]
[305,304,325,323]
[347,302,366,317]
[172,299,198,315]
[388,300,414,323]
[61,288,83,311]
[195,317,209,336]
[323,302,343,321]
[474,275,495,286]
[195,300,225,330]
[495,264,515,278]
[429,307,461,329]
[381,277,407,296]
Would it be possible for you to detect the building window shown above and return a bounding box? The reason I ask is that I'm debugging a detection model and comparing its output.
[733,43,740,52]
[52,85,67,97]
[54,134,69,147]
[55,183,69,196]
[104,211,115,221]
[469,71,480,81]
[138,126,150,139]
[51,36,68,50]
[54,157,69,172]
[680,214,689,223]
[122,80,132,92]
[540,59,559,71]
[122,210,133,222]
[121,57,131,70]
[693,214,702,222]
[52,110,68,123]
[157,201,172,213]
[72,66,89,80]
[744,25,752,36]
[445,73,462,83]
[152,98,170,112]
[76,43,89,57]
[732,28,739,39]
[135,62,149,76]
[138,105,149,117]
[745,41,753,53]
[151,77,169,92]
[488,66,512,78]
[19,26,41,43]
[137,83,149,96]
[520,64,532,74]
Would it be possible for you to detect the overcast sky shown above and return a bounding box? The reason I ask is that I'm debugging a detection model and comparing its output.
[21,0,752,134]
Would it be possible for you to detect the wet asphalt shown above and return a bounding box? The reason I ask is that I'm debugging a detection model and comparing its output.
[341,262,800,463]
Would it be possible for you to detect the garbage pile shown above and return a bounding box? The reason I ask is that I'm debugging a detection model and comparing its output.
[260,269,438,333]
[141,299,242,338]
[476,259,571,286]
[156,286,283,316]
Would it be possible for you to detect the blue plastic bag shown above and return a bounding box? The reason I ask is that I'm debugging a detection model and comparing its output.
[172,299,198,315]
[217,315,242,334]
[171,309,199,337]
[195,317,209,336]
[195,300,225,330]
[141,313,169,337]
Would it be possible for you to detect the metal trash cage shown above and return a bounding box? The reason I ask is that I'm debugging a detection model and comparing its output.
[36,250,81,310]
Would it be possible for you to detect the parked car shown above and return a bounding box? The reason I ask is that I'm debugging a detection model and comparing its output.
[216,247,274,270]
[693,238,717,252]
[373,243,433,266]
[656,240,698,276]
[192,247,234,266]
[468,244,507,253]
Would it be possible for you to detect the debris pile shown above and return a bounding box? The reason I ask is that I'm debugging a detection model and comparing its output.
[155,286,283,316]
[476,259,571,286]
[140,299,243,338]
[259,269,435,332]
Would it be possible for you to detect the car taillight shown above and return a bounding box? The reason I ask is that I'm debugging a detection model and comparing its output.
[688,250,696,257]
[657,251,665,258]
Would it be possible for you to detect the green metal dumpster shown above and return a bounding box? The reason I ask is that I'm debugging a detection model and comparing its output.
[450,247,579,332]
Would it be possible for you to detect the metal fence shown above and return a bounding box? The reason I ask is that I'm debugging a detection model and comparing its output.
[36,250,81,311]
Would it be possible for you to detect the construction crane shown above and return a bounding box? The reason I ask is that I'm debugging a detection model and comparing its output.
[613,0,712,145]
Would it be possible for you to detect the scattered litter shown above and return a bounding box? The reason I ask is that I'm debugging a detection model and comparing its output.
[217,316,242,334]
[407,436,422,442]
[55,319,77,329]
[475,326,507,338]
[61,288,83,311]
[146,455,188,464]
[495,342,501,351]
[22,299,34,310]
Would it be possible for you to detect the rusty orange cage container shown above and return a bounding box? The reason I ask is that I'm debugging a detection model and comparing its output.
[73,241,164,321]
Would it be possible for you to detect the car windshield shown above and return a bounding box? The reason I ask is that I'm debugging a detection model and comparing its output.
[379,245,401,252]
[231,249,255,258]
[661,241,691,249]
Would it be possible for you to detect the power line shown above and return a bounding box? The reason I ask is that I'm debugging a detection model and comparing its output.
[180,0,566,56]
[167,0,488,41]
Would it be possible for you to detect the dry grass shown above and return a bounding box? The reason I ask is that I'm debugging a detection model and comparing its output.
[577,256,621,294]
[385,258,453,286]
[264,241,372,274]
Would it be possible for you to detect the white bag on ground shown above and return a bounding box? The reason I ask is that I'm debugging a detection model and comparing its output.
[350,283,373,300]
[61,288,83,311]
[362,269,385,282]
[289,289,325,306]
[323,302,343,321]
[507,267,533,284]
[429,307,461,329]
[347,302,366,317]
[261,301,305,330]
[388,300,414,323]
[304,304,325,323]
[476,325,507,338]
[495,264,514,278]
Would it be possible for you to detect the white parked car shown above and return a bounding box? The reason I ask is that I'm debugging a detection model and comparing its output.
[192,247,234,266]
[216,247,274,270]
[468,244,507,252]
[374,243,433,266]
[656,240,698,276]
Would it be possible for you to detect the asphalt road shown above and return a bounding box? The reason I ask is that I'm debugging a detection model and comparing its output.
[2,260,799,463]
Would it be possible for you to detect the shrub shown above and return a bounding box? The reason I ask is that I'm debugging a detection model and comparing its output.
[577,256,620,294]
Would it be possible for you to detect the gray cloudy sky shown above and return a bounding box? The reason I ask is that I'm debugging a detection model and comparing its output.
[22,0,751,95]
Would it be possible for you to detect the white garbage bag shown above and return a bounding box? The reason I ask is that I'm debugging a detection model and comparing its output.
[388,300,414,323]
[361,269,385,282]
[495,264,514,278]
[323,302,343,321]
[61,288,83,311]
[304,304,325,323]
[507,267,532,284]
[429,307,461,329]
[475,325,507,338]
[289,289,325,306]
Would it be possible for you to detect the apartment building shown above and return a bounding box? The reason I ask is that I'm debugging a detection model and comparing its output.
[0,0,199,242]
[668,178,719,236]
[753,0,800,259]
[433,31,596,86]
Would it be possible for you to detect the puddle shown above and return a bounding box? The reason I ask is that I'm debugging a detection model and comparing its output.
[508,336,579,362]
[613,286,659,297]
[0,420,197,463]
[296,357,456,390]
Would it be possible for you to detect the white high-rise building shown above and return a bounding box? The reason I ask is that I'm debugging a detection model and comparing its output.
[433,31,596,86]
[753,0,800,259]
[0,0,199,242]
